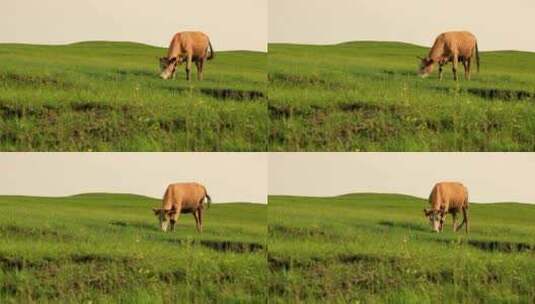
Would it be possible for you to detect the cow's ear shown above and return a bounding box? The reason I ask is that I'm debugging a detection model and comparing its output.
[152,208,161,215]
[169,57,177,63]
[423,208,432,216]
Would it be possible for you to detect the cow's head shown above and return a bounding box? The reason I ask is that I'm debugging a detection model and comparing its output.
[424,208,445,232]
[152,207,177,231]
[418,56,435,78]
[159,57,178,80]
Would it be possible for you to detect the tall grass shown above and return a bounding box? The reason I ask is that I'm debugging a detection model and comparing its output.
[268,193,535,303]
[269,42,535,151]
[0,42,267,151]
[0,194,267,303]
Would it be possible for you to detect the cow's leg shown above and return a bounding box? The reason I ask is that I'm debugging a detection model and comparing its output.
[192,210,201,232]
[466,58,472,80]
[452,55,459,81]
[193,210,200,232]
[170,208,181,232]
[439,206,447,232]
[195,61,201,81]
[185,54,193,81]
[438,64,444,81]
[198,207,204,233]
[462,207,469,233]
[451,212,458,232]
[455,208,467,233]
[198,58,206,81]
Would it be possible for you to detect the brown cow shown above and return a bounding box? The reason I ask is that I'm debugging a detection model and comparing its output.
[424,182,469,233]
[152,182,211,232]
[418,31,480,80]
[159,31,214,81]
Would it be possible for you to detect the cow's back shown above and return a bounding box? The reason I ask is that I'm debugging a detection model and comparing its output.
[435,182,468,209]
[175,32,210,55]
[164,182,206,210]
[442,31,477,57]
[180,31,209,44]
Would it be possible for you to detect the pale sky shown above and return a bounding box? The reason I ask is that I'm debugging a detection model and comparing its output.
[269,153,535,204]
[1,0,267,52]
[0,153,267,204]
[269,0,535,52]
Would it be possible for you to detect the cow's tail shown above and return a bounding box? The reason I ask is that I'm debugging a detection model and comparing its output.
[464,186,470,209]
[475,42,480,73]
[207,41,215,60]
[205,191,212,209]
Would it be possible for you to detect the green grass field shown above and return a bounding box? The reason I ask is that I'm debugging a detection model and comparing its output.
[269,42,535,151]
[0,193,267,303]
[268,194,535,303]
[0,42,267,151]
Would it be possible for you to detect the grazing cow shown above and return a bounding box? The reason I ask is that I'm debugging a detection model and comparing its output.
[159,31,214,81]
[424,182,469,233]
[152,182,211,232]
[418,31,480,80]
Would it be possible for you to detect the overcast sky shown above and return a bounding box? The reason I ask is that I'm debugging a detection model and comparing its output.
[269,153,535,204]
[269,0,535,52]
[0,153,267,204]
[1,0,267,51]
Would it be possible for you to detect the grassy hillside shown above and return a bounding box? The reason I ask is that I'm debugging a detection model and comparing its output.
[269,193,535,303]
[0,193,267,303]
[0,42,267,151]
[269,42,535,151]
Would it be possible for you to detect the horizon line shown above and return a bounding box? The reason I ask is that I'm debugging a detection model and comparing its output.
[0,192,267,205]
[268,39,535,54]
[0,40,268,53]
[268,192,535,205]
